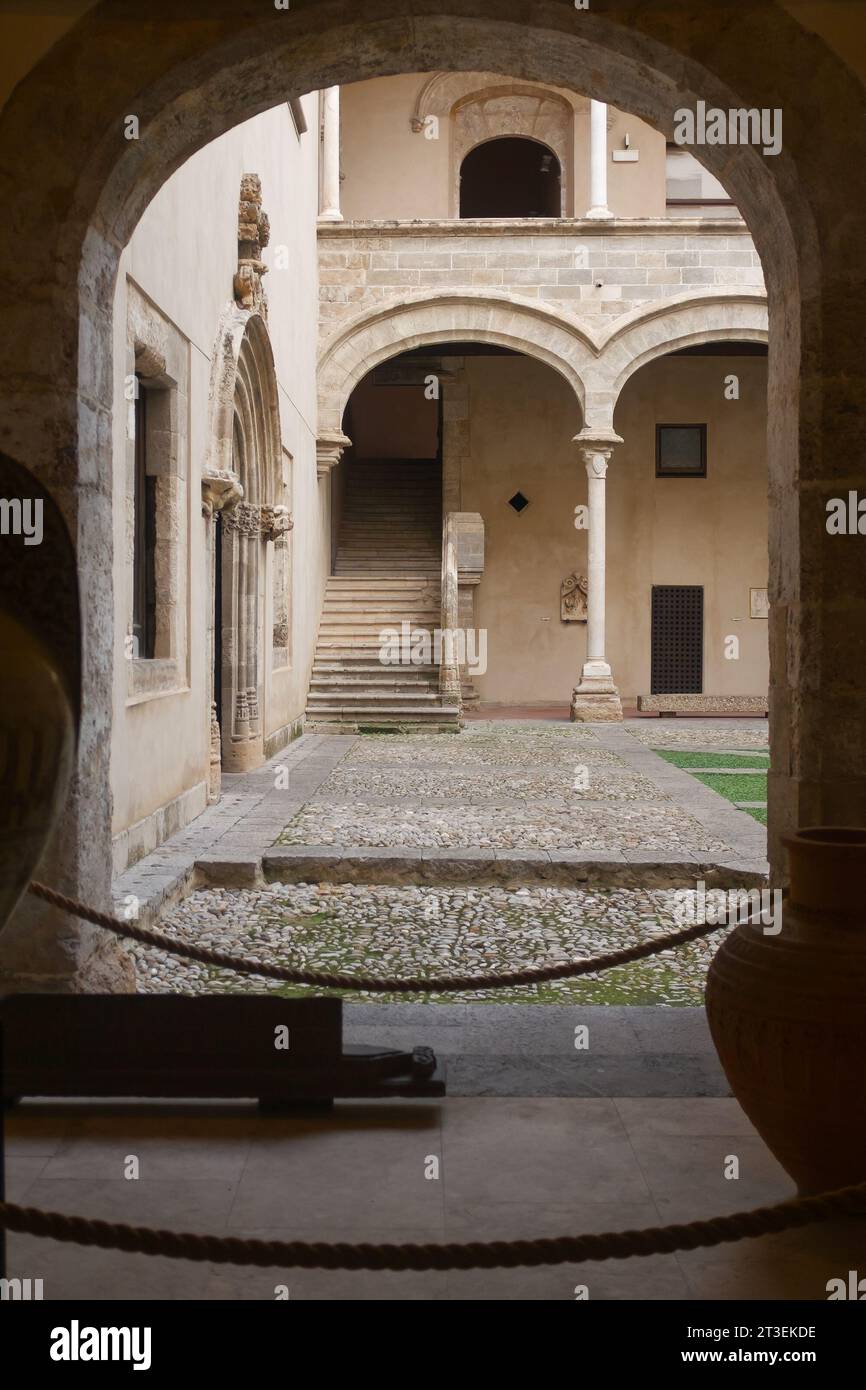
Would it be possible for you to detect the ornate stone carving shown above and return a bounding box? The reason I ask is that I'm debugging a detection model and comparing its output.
[316,430,352,479]
[223,501,261,537]
[207,701,222,804]
[234,174,270,318]
[201,468,242,519]
[584,449,611,479]
[260,504,293,542]
[561,572,588,622]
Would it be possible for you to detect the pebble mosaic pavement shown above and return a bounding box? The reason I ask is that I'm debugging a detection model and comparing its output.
[136,721,768,1005]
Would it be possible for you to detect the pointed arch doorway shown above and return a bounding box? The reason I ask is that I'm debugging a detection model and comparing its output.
[204,310,286,792]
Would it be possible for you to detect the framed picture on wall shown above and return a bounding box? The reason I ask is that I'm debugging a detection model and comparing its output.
[750,587,769,619]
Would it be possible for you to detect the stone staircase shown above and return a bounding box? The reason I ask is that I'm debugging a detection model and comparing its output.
[305,460,461,732]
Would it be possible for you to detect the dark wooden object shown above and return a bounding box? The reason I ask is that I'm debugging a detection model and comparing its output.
[0,995,445,1104]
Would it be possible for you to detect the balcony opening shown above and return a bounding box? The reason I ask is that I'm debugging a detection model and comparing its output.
[459,136,561,219]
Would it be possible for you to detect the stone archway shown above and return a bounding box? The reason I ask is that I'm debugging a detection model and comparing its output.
[318,290,591,435]
[1,0,863,987]
[202,309,284,790]
[586,291,769,429]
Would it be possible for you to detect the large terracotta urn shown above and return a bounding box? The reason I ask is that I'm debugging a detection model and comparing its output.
[0,450,80,940]
[706,827,866,1195]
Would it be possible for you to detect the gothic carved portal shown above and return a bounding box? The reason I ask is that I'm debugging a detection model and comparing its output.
[202,206,286,795]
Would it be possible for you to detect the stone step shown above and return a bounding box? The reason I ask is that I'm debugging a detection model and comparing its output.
[309,669,436,686]
[318,625,439,636]
[320,613,440,626]
[304,704,460,722]
[324,591,437,600]
[309,676,438,692]
[309,458,447,729]
[322,601,440,613]
[260,848,766,888]
[307,690,443,707]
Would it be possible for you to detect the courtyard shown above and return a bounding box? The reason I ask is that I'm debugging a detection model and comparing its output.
[122,718,767,1011]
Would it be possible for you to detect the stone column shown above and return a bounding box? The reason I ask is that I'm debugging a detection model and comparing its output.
[201,469,242,805]
[571,432,623,721]
[319,87,343,223]
[585,100,613,220]
[454,512,485,707]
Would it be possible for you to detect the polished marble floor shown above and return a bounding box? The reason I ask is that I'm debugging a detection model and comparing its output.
[5,1096,861,1301]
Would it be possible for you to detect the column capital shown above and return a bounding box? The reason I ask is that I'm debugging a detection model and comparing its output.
[573,429,623,474]
[316,430,352,479]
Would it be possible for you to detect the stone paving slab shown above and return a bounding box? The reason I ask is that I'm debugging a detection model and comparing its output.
[275,800,732,853]
[623,718,769,752]
[113,734,354,923]
[592,725,767,868]
[256,846,765,888]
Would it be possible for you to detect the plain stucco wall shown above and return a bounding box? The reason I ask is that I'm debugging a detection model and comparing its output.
[110,97,323,854]
[461,352,768,704]
[340,74,666,221]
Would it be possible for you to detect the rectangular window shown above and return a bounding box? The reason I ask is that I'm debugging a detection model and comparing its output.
[132,380,157,659]
[656,423,707,477]
[665,146,738,217]
[651,585,704,694]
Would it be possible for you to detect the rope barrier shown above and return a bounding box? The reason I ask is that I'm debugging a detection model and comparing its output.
[8,882,866,1274]
[27,880,726,993]
[1,1182,864,1270]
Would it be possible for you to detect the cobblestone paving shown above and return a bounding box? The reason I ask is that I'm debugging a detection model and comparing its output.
[135,882,716,1005]
[625,719,769,752]
[276,721,730,853]
[139,721,765,1002]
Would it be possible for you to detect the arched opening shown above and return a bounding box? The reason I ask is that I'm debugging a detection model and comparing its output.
[609,337,770,768]
[459,136,561,217]
[0,2,862,990]
[209,315,283,778]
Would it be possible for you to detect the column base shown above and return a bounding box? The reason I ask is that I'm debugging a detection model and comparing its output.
[570,687,623,722]
[584,206,614,220]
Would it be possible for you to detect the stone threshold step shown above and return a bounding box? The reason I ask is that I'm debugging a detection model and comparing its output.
[194,848,768,890]
[679,767,768,775]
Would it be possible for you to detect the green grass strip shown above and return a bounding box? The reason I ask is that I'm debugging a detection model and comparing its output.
[692,771,768,804]
[654,749,769,769]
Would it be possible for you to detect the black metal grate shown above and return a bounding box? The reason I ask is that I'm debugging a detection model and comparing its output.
[651,586,704,694]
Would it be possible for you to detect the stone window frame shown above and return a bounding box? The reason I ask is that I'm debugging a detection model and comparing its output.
[124,282,190,702]
[449,82,575,218]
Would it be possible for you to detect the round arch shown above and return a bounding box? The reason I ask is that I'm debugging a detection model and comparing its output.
[1,0,863,984]
[458,134,562,218]
[318,290,593,433]
[585,292,769,429]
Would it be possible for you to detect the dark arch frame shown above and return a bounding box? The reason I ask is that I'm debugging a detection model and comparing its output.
[0,0,862,985]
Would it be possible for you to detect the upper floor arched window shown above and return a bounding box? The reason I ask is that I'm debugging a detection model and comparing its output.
[459,137,562,219]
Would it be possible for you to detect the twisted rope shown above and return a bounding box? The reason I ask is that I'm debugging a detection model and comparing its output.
[28,880,724,993]
[1,1181,864,1270]
[12,882,866,1271]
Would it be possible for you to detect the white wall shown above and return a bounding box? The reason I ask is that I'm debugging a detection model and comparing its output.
[461,353,768,704]
[110,97,324,868]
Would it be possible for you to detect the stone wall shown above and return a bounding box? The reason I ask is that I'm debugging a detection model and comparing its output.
[319,220,764,331]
